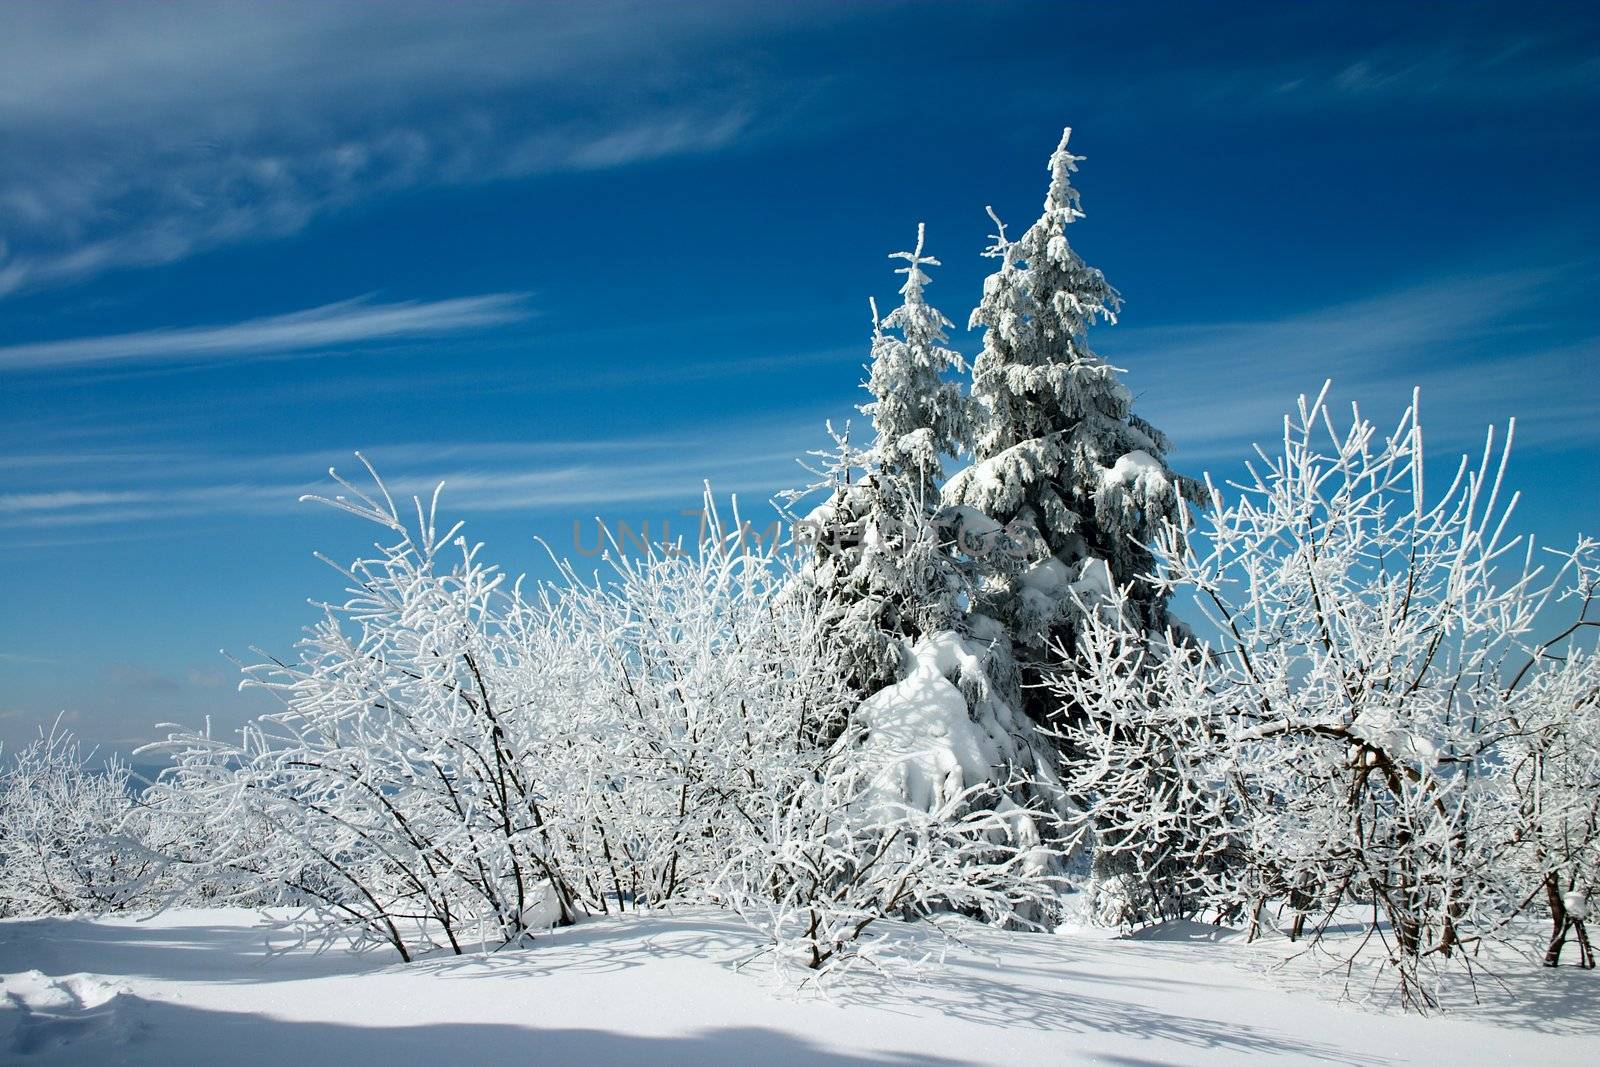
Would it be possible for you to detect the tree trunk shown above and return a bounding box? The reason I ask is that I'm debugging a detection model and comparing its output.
[1572,918,1595,970]
[1543,874,1570,968]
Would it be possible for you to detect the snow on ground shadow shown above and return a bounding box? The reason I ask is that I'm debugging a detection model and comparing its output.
[0,907,1595,1066]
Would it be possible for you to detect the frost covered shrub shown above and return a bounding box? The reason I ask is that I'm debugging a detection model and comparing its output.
[148,465,592,959]
[1047,606,1238,928]
[143,464,1058,970]
[711,608,1066,976]
[540,500,861,916]
[1494,551,1600,969]
[539,496,1064,975]
[1060,385,1600,1009]
[714,748,1061,975]
[0,725,165,916]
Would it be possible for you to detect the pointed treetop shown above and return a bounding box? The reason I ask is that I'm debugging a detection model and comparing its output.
[980,205,1016,270]
[887,222,940,303]
[1045,126,1086,221]
[867,294,886,353]
[860,225,966,494]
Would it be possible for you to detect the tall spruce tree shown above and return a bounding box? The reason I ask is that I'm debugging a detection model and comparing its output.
[943,128,1198,714]
[784,226,1070,843]
[862,222,968,503]
[784,226,970,695]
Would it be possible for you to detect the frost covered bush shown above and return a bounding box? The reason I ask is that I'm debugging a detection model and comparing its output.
[143,462,1059,970]
[1060,385,1600,1009]
[715,749,1061,975]
[148,466,586,959]
[1495,547,1600,969]
[149,466,823,958]
[0,725,166,916]
[1047,606,1238,928]
[540,499,860,918]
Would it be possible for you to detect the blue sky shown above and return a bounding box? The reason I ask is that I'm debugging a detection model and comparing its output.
[2,0,1597,752]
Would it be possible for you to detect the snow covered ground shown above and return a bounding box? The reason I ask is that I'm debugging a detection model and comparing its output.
[1,908,1593,1066]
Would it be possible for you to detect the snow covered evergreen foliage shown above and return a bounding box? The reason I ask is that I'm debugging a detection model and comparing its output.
[1060,385,1600,1008]
[785,225,972,697]
[780,223,1072,867]
[943,129,1197,679]
[890,127,1206,920]
[783,421,939,695]
[775,133,1215,914]
[863,223,968,501]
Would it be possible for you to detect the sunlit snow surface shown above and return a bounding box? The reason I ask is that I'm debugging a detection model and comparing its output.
[2,908,1595,1065]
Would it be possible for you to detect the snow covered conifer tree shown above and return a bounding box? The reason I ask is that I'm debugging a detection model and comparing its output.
[944,129,1197,708]
[782,421,901,694]
[936,127,1203,923]
[782,225,1069,853]
[862,223,968,503]
[785,227,972,694]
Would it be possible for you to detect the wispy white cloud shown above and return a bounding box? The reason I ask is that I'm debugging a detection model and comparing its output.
[0,112,758,297]
[1271,39,1600,108]
[0,414,829,538]
[0,489,149,514]
[2,4,1593,302]
[0,292,532,371]
[0,3,816,297]
[7,261,1595,535]
[0,652,59,665]
[1163,9,1600,116]
[1101,266,1599,468]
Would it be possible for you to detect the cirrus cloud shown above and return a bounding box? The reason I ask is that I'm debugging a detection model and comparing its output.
[0,292,533,371]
